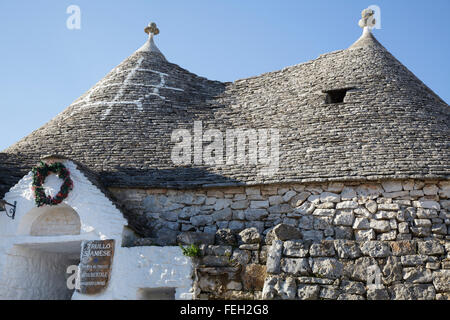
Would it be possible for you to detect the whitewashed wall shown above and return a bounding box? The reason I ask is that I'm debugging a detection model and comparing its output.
[0,160,194,300]
[72,246,194,300]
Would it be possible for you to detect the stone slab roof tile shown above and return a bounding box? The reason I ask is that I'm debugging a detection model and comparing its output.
[2,30,449,190]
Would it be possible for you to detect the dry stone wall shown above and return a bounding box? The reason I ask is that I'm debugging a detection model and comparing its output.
[116,179,450,300]
[262,238,449,300]
[111,180,450,242]
[147,227,449,300]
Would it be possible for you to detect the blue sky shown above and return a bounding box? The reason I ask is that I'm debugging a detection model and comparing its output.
[0,0,449,151]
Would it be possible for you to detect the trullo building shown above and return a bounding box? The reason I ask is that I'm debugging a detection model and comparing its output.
[0,10,449,300]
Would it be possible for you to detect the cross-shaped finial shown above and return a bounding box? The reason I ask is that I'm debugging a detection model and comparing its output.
[145,22,160,37]
[358,8,376,29]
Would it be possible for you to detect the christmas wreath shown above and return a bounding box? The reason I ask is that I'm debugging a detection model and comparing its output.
[32,161,73,207]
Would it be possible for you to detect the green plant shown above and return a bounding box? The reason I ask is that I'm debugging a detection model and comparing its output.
[179,244,202,257]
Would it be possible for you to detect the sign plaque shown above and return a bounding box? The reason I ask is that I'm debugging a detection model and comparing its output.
[78,239,115,295]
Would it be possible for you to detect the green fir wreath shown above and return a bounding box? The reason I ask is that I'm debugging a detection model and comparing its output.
[32,161,73,207]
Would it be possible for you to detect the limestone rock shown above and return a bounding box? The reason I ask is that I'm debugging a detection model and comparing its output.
[212,207,232,221]
[334,210,355,226]
[242,264,266,291]
[337,294,365,300]
[268,196,283,206]
[312,258,343,279]
[348,257,378,282]
[191,214,213,226]
[336,201,358,210]
[353,217,370,230]
[266,240,283,274]
[178,206,202,219]
[280,258,311,276]
[238,227,261,244]
[312,208,335,216]
[432,270,450,292]
[228,220,245,232]
[411,226,431,237]
[177,231,215,245]
[320,192,340,203]
[402,267,433,283]
[263,276,297,300]
[360,241,391,258]
[261,276,278,299]
[389,284,436,300]
[381,181,403,193]
[401,255,428,267]
[205,245,232,256]
[341,187,357,200]
[355,229,376,241]
[283,191,297,202]
[356,184,383,198]
[313,216,333,230]
[378,203,400,211]
[423,184,439,196]
[327,183,344,193]
[418,240,445,256]
[382,256,403,284]
[298,215,314,230]
[231,200,249,210]
[390,241,416,256]
[244,208,268,220]
[201,255,230,267]
[413,200,441,210]
[398,222,409,234]
[268,223,302,241]
[297,284,320,300]
[250,200,269,209]
[365,200,378,214]
[370,219,390,232]
[294,201,315,215]
[283,240,309,257]
[378,230,397,241]
[319,286,340,300]
[290,192,311,207]
[268,204,292,214]
[232,249,251,266]
[215,228,237,246]
[152,228,178,245]
[309,242,336,257]
[334,226,353,240]
[302,230,324,241]
[297,276,334,285]
[334,240,362,259]
[279,277,297,300]
[367,288,390,300]
[340,280,366,295]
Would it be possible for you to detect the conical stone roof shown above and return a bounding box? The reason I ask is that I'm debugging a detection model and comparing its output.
[4,24,449,189]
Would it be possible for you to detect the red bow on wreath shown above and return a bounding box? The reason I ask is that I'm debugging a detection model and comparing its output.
[31,161,73,207]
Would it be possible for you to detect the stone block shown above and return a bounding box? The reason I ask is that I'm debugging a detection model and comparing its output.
[266,240,283,274]
[360,241,391,258]
[280,258,311,276]
[297,284,320,300]
[311,258,343,279]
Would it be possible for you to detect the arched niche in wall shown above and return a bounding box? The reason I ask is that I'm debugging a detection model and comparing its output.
[17,204,81,236]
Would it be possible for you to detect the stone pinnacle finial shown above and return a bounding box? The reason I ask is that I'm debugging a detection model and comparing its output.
[137,21,165,57]
[358,8,376,29]
[145,22,160,37]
